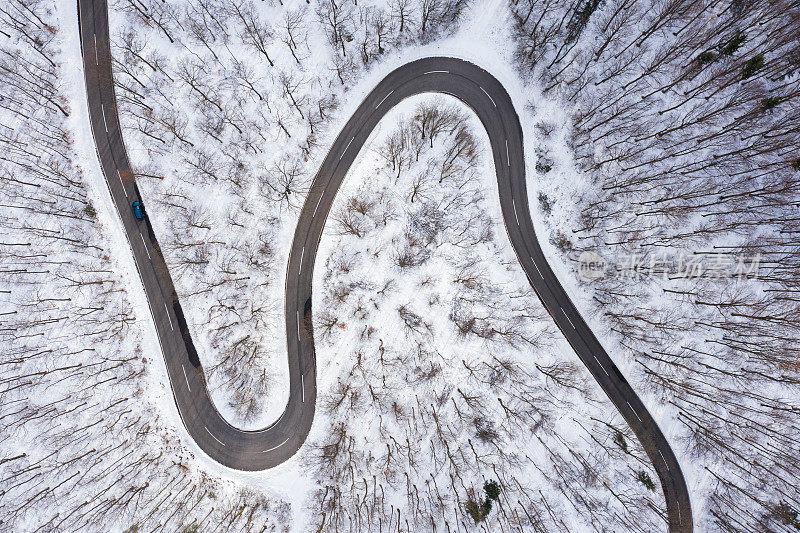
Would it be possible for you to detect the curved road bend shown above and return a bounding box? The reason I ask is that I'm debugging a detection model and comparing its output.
[79,0,691,530]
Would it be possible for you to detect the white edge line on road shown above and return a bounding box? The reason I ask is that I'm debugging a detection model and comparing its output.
[182,364,191,392]
[302,374,305,403]
[140,233,151,259]
[300,246,305,270]
[101,104,108,132]
[164,302,173,330]
[261,436,290,453]
[339,136,355,160]
[479,85,497,108]
[627,401,643,422]
[116,169,128,198]
[204,426,226,447]
[375,89,394,109]
[424,70,449,74]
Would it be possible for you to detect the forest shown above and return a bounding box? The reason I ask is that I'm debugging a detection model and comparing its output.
[0,0,797,530]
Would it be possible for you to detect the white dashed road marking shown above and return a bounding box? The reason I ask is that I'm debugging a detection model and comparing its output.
[512,198,520,226]
[375,90,394,109]
[561,307,576,329]
[164,303,173,330]
[479,86,497,108]
[340,136,355,160]
[592,354,610,376]
[182,364,191,392]
[532,259,544,279]
[205,426,226,447]
[117,169,128,198]
[313,195,323,217]
[627,401,643,422]
[659,451,670,471]
[262,437,290,453]
[140,233,150,259]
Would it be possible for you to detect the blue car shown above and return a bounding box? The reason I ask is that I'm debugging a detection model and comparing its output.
[132,200,145,220]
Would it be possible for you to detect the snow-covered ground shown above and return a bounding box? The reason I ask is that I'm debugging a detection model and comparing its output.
[97,0,667,526]
[0,1,291,531]
[106,0,477,429]
[2,0,798,530]
[305,94,663,530]
[505,0,800,531]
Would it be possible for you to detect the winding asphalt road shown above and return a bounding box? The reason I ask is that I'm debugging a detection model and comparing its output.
[79,0,691,530]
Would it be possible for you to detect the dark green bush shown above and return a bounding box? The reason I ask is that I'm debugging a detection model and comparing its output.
[536,158,553,173]
[484,480,500,501]
[773,501,800,529]
[465,498,485,523]
[722,32,746,56]
[538,192,552,215]
[697,50,717,64]
[614,430,628,453]
[742,55,764,79]
[82,203,97,219]
[762,96,780,110]
[636,470,656,491]
[465,480,502,523]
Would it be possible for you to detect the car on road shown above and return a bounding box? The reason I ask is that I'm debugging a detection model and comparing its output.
[132,200,145,220]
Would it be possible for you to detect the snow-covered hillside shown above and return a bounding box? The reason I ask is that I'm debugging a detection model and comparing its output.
[109,0,471,428]
[306,96,664,531]
[1,0,798,531]
[0,1,291,531]
[506,0,800,530]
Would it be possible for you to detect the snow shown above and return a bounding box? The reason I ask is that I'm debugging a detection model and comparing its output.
[67,0,669,527]
[7,0,795,530]
[60,0,184,448]
[305,87,663,529]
